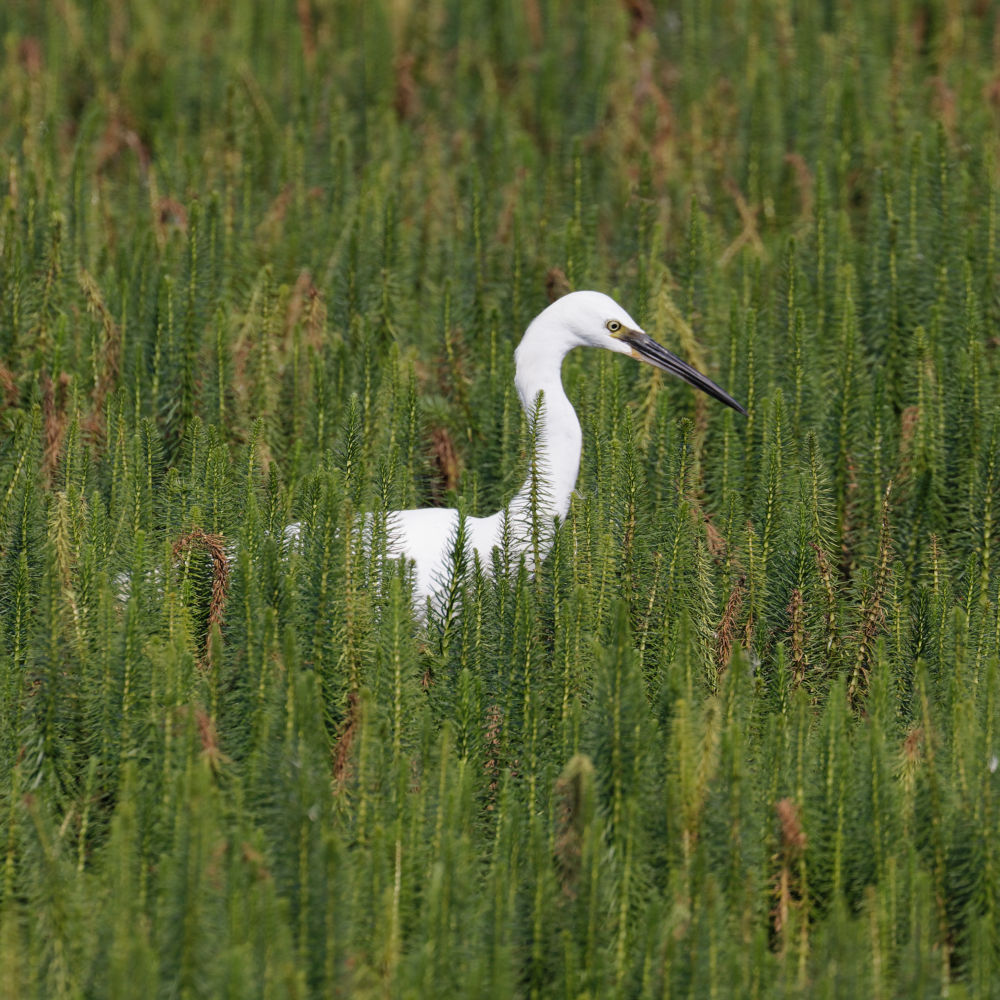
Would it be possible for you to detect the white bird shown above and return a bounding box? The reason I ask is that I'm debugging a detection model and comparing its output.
[361,290,747,606]
[115,294,743,616]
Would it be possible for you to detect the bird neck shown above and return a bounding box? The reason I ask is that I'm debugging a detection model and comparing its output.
[508,333,582,538]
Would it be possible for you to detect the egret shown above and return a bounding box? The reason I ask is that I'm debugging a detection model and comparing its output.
[117,293,744,613]
[332,290,747,606]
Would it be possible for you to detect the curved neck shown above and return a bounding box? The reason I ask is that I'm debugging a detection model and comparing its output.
[507,331,582,546]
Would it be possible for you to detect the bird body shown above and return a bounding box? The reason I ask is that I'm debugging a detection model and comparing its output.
[376,291,746,605]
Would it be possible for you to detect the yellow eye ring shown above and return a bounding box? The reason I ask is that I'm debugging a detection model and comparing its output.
[607,320,622,333]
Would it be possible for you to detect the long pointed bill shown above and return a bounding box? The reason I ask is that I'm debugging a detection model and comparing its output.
[625,330,747,416]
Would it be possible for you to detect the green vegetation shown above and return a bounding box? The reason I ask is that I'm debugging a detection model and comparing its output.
[2,0,1000,995]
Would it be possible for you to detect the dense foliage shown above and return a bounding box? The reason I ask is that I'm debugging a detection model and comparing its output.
[2,1,1000,995]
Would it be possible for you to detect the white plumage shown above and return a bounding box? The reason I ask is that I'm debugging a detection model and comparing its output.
[354,290,747,605]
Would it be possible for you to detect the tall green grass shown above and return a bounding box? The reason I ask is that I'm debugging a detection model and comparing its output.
[2,0,1000,995]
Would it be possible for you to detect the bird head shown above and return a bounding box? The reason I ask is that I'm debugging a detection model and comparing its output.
[540,290,747,416]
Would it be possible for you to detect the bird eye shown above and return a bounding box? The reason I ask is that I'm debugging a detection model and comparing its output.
[607,320,622,333]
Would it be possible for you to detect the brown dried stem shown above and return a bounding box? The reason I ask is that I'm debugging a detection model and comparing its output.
[172,528,231,664]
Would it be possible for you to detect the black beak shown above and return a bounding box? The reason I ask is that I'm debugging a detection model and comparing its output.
[625,330,747,416]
